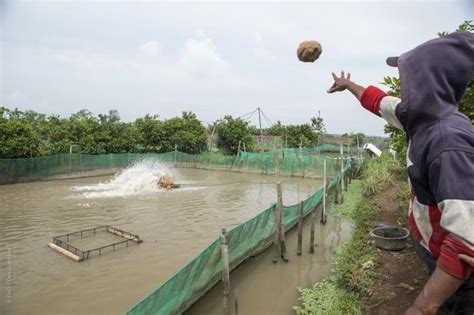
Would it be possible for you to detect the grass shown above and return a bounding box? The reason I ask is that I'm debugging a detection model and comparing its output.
[332,179,364,220]
[396,181,410,226]
[361,154,397,195]
[294,278,362,315]
[294,154,401,314]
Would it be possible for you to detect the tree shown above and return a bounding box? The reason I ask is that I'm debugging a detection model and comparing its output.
[460,80,474,123]
[266,120,286,137]
[0,107,40,158]
[68,109,107,154]
[353,133,365,147]
[161,111,208,154]
[285,124,318,147]
[134,114,164,152]
[97,110,140,153]
[310,115,326,146]
[42,115,72,155]
[216,115,253,155]
[247,125,260,136]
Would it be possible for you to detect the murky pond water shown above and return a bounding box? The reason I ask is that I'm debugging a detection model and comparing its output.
[187,212,351,315]
[0,161,348,315]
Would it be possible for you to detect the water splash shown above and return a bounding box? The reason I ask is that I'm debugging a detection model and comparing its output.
[72,160,179,198]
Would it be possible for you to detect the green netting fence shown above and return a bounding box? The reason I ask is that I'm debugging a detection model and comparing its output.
[0,145,361,184]
[126,162,354,315]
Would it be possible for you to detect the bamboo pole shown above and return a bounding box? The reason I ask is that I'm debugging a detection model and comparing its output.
[48,243,83,262]
[237,140,241,156]
[351,158,355,179]
[339,170,344,204]
[309,204,316,253]
[106,226,139,241]
[272,204,281,263]
[321,160,327,224]
[258,107,264,152]
[272,138,281,263]
[220,228,230,315]
[273,139,280,178]
[277,181,289,262]
[234,289,239,315]
[340,144,345,191]
[335,176,340,204]
[297,200,304,255]
[273,139,288,262]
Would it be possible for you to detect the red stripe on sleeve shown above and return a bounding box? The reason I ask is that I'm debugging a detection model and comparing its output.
[360,85,387,116]
[437,235,474,280]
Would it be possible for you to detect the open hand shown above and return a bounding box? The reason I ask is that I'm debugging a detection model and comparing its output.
[327,71,352,93]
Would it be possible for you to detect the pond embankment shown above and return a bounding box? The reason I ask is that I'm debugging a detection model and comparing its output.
[295,155,427,315]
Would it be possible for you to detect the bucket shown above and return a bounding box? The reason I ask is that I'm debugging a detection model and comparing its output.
[370,226,409,251]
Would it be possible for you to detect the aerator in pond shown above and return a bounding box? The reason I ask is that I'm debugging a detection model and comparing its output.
[157,175,180,190]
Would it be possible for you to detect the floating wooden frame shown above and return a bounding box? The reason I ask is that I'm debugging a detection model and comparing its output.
[48,226,143,262]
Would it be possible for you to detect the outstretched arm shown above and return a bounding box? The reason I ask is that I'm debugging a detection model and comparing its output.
[327,71,404,131]
[327,71,365,101]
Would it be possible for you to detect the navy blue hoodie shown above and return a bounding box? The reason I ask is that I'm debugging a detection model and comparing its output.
[361,31,474,279]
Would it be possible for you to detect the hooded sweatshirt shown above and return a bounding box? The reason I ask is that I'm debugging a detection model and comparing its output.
[360,31,474,280]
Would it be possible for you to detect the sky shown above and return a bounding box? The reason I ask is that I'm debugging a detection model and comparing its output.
[1,0,473,136]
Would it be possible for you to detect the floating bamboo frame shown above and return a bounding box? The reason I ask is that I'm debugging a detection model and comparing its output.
[49,225,143,262]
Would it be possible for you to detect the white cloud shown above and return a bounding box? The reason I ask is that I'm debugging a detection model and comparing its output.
[254,32,276,61]
[139,40,160,57]
[178,31,231,76]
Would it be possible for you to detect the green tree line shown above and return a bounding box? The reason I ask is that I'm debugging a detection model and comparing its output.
[0,107,208,158]
[0,106,327,158]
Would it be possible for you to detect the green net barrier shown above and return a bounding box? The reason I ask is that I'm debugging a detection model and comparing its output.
[126,163,353,315]
[0,146,361,184]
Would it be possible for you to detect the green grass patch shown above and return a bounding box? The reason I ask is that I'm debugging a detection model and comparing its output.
[295,155,401,314]
[396,180,410,226]
[294,278,362,315]
[332,179,364,220]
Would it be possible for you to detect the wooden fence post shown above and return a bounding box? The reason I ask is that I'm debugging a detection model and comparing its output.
[335,176,340,204]
[234,289,239,315]
[277,181,289,262]
[320,160,327,224]
[297,200,304,255]
[340,144,345,192]
[272,203,281,263]
[272,139,288,262]
[273,139,280,178]
[220,228,230,315]
[309,204,316,253]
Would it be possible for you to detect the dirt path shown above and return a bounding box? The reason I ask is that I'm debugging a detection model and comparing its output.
[365,180,429,315]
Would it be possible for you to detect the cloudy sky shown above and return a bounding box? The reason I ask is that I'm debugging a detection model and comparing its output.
[1,0,472,135]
